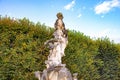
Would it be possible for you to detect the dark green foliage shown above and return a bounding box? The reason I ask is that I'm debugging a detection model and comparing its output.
[63,31,100,80]
[0,16,51,80]
[0,16,120,80]
[94,38,120,80]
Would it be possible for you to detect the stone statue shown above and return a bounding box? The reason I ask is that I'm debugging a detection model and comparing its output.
[35,12,77,80]
[44,12,68,68]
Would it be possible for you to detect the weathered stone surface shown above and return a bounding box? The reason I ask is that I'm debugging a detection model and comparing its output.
[35,13,77,80]
[35,65,73,80]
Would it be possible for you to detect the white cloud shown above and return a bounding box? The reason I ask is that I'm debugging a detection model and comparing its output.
[94,0,120,14]
[77,13,82,18]
[64,0,75,10]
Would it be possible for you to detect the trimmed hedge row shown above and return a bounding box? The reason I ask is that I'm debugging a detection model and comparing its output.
[0,16,120,80]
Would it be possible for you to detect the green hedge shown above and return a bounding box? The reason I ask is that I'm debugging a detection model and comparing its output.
[0,16,120,80]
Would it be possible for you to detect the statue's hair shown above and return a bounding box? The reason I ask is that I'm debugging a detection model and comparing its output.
[56,12,63,19]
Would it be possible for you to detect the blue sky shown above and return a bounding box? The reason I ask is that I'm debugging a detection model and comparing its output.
[0,0,120,43]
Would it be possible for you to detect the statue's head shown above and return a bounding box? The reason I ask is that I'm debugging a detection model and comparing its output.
[56,12,63,19]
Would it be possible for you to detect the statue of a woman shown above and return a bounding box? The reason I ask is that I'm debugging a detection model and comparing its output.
[45,12,68,68]
[35,12,76,80]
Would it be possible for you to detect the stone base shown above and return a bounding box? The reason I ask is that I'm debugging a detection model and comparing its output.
[35,65,73,80]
